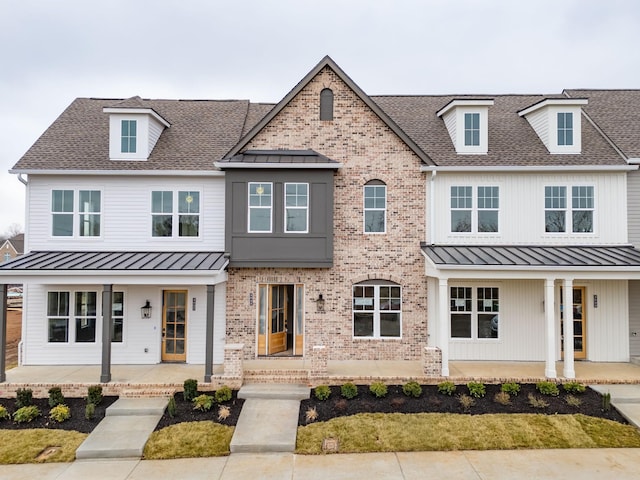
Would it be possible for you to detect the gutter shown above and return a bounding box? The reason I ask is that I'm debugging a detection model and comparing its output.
[420,164,637,173]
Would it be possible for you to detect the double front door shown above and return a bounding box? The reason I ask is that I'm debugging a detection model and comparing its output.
[257,284,304,356]
[560,286,586,360]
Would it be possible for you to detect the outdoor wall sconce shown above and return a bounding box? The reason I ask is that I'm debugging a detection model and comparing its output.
[316,293,325,312]
[141,300,152,319]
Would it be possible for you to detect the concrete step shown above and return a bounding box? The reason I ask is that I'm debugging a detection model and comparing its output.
[243,370,310,385]
[106,397,169,416]
[238,383,310,401]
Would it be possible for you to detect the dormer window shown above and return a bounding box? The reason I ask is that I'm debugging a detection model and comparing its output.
[121,120,137,153]
[437,99,494,155]
[320,88,334,120]
[557,112,573,146]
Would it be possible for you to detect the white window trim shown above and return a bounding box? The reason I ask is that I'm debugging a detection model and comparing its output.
[450,285,500,341]
[455,107,490,154]
[450,185,500,235]
[121,119,137,154]
[150,189,202,239]
[363,184,387,234]
[248,182,273,233]
[51,188,103,239]
[543,184,596,235]
[284,182,309,234]
[352,284,402,339]
[549,107,582,154]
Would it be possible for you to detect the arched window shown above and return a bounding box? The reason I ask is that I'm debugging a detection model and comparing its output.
[363,180,386,233]
[353,280,401,338]
[320,88,334,121]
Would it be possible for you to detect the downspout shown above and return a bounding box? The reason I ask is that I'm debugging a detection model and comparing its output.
[17,174,27,186]
[429,170,437,245]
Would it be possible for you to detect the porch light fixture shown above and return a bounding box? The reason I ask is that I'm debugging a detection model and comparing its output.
[316,293,325,312]
[141,300,152,319]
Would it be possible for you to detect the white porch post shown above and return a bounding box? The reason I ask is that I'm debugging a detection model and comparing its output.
[544,278,556,378]
[438,278,449,376]
[563,278,575,379]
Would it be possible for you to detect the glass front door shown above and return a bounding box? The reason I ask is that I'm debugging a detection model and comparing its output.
[162,290,187,362]
[560,286,586,360]
[257,284,304,356]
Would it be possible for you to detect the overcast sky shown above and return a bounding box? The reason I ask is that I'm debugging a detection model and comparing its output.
[1,0,639,237]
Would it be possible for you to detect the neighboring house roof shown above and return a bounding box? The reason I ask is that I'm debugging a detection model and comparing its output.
[8,234,24,254]
[216,149,342,169]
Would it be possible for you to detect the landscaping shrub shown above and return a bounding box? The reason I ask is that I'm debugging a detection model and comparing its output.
[602,392,611,412]
[48,387,65,407]
[437,381,456,396]
[535,381,559,396]
[501,382,521,396]
[167,396,177,418]
[402,381,422,398]
[493,391,511,406]
[341,382,358,399]
[214,386,232,403]
[193,394,214,412]
[565,395,582,408]
[217,405,231,421]
[314,385,331,401]
[467,382,486,398]
[183,379,198,402]
[87,385,103,406]
[85,403,96,420]
[49,404,71,423]
[0,405,8,420]
[305,406,318,423]
[15,388,33,409]
[563,381,586,394]
[13,405,40,423]
[369,382,388,398]
[528,393,549,409]
[458,394,475,412]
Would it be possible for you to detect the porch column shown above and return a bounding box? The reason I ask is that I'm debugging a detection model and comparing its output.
[204,284,215,383]
[100,284,113,383]
[544,278,556,378]
[0,284,7,383]
[563,278,575,379]
[438,278,450,376]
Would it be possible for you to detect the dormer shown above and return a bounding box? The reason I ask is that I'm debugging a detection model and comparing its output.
[436,99,494,155]
[103,97,170,161]
[518,98,587,154]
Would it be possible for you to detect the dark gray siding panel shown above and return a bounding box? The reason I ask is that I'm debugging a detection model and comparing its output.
[225,169,334,267]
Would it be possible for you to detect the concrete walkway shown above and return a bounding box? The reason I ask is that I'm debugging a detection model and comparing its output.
[591,384,640,430]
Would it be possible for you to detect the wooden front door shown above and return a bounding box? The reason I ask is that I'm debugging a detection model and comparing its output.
[561,286,587,360]
[257,284,303,356]
[162,290,187,362]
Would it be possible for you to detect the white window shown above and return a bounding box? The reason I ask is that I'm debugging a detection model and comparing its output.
[545,186,594,233]
[451,186,472,232]
[52,189,101,237]
[285,183,309,233]
[3,253,11,262]
[464,113,480,146]
[364,182,386,233]
[78,190,101,237]
[151,190,200,237]
[557,113,573,146]
[450,287,499,339]
[47,291,69,342]
[121,119,137,153]
[75,291,97,343]
[248,183,272,233]
[451,186,499,233]
[353,282,401,338]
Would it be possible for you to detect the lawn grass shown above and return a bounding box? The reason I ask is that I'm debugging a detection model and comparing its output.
[0,429,87,464]
[143,421,234,459]
[296,413,640,454]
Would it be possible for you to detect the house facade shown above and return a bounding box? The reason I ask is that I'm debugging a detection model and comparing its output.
[2,57,640,383]
[0,233,23,263]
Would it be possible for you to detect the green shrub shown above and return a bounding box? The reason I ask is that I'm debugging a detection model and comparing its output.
[0,405,8,420]
[167,396,177,418]
[459,394,475,412]
[48,387,65,407]
[369,382,388,398]
[602,392,611,412]
[85,403,96,420]
[501,382,521,396]
[314,385,331,401]
[563,381,586,394]
[341,382,358,399]
[214,386,232,403]
[467,382,486,398]
[528,393,549,409]
[183,379,198,402]
[13,405,40,423]
[87,385,103,405]
[402,381,423,398]
[49,404,71,423]
[193,394,214,412]
[437,381,457,396]
[15,388,33,408]
[536,381,559,396]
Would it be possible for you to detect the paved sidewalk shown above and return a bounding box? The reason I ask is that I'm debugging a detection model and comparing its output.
[2,449,640,480]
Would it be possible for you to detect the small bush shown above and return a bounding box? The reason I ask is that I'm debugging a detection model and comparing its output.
[602,392,611,412]
[314,385,331,401]
[85,403,96,420]
[305,406,318,423]
[493,391,511,405]
[536,381,559,396]
[87,385,103,406]
[214,386,232,403]
[565,395,583,408]
[501,382,521,396]
[218,405,231,421]
[0,405,8,420]
[183,379,198,402]
[48,387,65,407]
[341,382,358,399]
[167,396,177,418]
[333,399,348,412]
[402,381,423,398]
[467,382,486,398]
[193,394,214,412]
[459,394,475,413]
[563,381,586,394]
[369,382,388,398]
[49,404,71,423]
[13,405,40,423]
[528,393,549,409]
[437,381,457,396]
[15,388,33,409]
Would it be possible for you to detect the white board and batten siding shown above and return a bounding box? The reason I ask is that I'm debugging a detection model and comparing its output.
[628,170,640,247]
[629,281,640,356]
[26,175,225,252]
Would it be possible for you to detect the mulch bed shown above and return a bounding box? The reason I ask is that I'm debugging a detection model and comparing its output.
[154,391,244,430]
[0,396,118,433]
[299,384,627,426]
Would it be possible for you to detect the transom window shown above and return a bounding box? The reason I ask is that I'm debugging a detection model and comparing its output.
[151,190,200,237]
[51,189,101,237]
[248,183,273,233]
[544,186,594,233]
[557,113,573,146]
[121,120,137,153]
[450,286,499,339]
[353,282,401,338]
[464,113,480,146]
[450,186,499,233]
[364,182,386,233]
[285,183,309,233]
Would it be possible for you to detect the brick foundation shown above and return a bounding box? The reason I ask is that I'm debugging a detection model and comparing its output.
[422,346,442,377]
[310,345,328,380]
